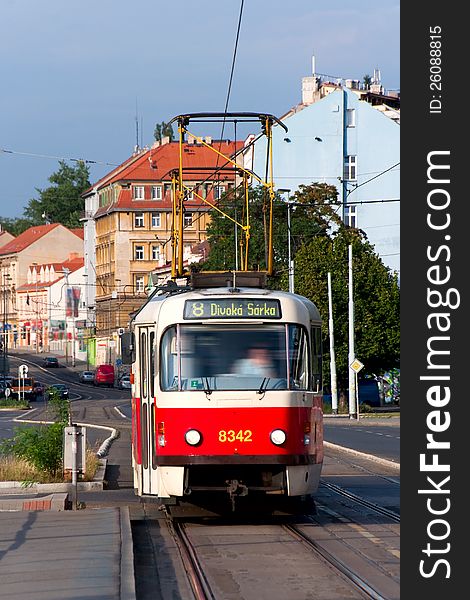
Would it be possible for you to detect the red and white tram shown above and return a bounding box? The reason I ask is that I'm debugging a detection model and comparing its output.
[131,277,323,511]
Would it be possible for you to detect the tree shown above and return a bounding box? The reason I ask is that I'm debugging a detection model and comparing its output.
[154,121,175,142]
[23,160,90,228]
[363,74,372,90]
[0,217,34,236]
[294,227,400,384]
[200,183,341,281]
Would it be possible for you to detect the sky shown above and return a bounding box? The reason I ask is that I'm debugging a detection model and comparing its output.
[0,0,399,220]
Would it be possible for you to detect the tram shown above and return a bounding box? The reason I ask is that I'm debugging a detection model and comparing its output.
[129,112,323,511]
[130,274,323,510]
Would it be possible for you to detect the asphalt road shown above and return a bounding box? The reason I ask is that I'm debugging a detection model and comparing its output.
[324,416,400,464]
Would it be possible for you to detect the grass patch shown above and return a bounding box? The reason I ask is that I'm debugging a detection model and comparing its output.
[0,398,30,409]
[0,448,100,483]
[0,391,100,484]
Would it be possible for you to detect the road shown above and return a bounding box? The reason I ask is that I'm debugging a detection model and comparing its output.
[324,416,400,464]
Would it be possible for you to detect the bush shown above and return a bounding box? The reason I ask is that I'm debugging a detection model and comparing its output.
[0,390,69,478]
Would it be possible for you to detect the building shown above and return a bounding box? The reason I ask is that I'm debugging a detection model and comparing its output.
[0,224,84,351]
[0,227,15,249]
[253,64,400,275]
[83,136,241,365]
[15,255,87,363]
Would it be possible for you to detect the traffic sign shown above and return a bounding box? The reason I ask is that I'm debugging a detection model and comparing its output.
[18,364,28,377]
[349,358,364,373]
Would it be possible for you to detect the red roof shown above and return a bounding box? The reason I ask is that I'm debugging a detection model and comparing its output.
[70,228,84,239]
[17,257,84,292]
[93,140,242,217]
[81,152,146,196]
[0,224,61,255]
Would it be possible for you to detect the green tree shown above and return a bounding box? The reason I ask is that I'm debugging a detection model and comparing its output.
[154,121,175,142]
[294,227,400,384]
[200,183,341,280]
[23,160,90,228]
[0,217,34,236]
[363,74,372,90]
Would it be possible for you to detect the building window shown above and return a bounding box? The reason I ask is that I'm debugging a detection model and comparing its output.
[186,186,194,200]
[214,185,225,200]
[134,213,145,228]
[151,245,161,261]
[344,205,357,228]
[151,212,161,228]
[346,108,356,127]
[134,245,145,260]
[163,183,172,196]
[151,186,162,200]
[183,212,193,228]
[135,275,145,293]
[343,155,357,181]
[133,186,145,200]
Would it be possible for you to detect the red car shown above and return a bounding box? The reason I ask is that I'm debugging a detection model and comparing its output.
[93,364,115,387]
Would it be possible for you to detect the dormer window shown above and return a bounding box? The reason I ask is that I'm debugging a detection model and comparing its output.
[133,186,145,200]
[151,185,162,200]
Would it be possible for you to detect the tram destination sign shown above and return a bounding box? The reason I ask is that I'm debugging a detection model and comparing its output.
[184,298,282,320]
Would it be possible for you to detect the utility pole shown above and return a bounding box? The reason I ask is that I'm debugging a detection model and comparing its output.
[278,189,294,292]
[327,272,338,414]
[348,245,357,417]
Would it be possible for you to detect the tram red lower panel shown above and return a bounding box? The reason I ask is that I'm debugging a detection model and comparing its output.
[150,403,322,461]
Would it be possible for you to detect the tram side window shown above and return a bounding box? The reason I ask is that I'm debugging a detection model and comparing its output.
[150,332,155,398]
[288,325,309,390]
[161,327,178,390]
[140,331,147,398]
[311,325,322,392]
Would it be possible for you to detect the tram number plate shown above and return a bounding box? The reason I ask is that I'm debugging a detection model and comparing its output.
[218,430,253,443]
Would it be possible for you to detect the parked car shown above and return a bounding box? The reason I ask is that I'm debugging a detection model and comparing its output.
[79,370,95,384]
[118,374,131,390]
[32,381,45,399]
[46,383,69,399]
[43,356,59,368]
[94,364,115,387]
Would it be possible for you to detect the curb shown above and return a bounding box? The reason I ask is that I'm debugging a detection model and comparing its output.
[0,492,69,511]
[120,506,137,600]
[0,458,108,511]
[324,440,400,470]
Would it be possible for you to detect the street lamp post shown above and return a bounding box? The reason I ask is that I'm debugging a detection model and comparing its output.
[2,274,11,375]
[278,189,294,293]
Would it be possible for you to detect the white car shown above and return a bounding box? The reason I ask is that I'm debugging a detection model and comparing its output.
[118,375,131,390]
[79,370,95,384]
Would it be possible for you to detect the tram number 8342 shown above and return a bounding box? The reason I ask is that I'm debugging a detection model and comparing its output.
[218,429,253,443]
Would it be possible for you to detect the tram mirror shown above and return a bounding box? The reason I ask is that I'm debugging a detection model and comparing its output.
[120,332,135,364]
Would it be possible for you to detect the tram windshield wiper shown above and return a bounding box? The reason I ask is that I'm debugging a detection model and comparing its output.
[203,377,212,397]
[257,377,270,395]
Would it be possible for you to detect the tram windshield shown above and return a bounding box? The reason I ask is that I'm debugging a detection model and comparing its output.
[160,324,311,391]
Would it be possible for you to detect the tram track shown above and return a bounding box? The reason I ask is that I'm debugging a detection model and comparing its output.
[168,516,216,600]
[284,523,385,600]
[320,480,400,522]
[157,508,398,600]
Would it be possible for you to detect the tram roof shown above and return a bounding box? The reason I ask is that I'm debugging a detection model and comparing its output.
[133,285,321,324]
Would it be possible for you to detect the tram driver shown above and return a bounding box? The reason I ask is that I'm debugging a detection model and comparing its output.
[232,345,275,378]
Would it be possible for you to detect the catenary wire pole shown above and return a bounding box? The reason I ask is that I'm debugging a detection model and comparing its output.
[327,272,338,413]
[348,245,356,417]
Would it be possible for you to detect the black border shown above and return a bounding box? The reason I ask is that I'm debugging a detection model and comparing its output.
[401,4,466,596]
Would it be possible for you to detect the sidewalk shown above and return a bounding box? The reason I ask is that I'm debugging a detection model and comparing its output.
[0,507,135,600]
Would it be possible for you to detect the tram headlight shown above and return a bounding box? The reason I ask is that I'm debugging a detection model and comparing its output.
[185,429,202,446]
[270,429,287,446]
